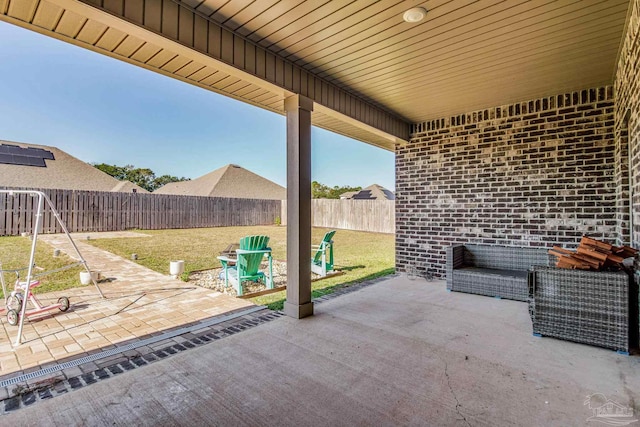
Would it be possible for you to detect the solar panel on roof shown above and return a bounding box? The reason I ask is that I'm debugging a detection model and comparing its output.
[0,155,46,167]
[39,150,55,160]
[16,155,34,166]
[5,145,24,155]
[24,147,44,157]
[24,156,46,167]
[26,147,55,160]
[0,144,53,167]
[353,191,373,199]
[1,145,18,152]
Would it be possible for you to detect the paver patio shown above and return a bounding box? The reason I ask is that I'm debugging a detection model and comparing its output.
[0,232,254,380]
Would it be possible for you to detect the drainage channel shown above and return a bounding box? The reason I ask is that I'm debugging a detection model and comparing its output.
[1,305,285,415]
[1,304,267,389]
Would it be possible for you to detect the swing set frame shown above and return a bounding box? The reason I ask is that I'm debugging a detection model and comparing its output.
[1,190,105,346]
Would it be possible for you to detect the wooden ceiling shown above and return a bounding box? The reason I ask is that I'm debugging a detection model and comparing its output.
[0,0,632,148]
[193,0,630,122]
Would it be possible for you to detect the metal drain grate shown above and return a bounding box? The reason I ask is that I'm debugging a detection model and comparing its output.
[1,305,266,388]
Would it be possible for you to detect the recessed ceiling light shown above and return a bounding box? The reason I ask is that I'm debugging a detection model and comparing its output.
[403,7,427,23]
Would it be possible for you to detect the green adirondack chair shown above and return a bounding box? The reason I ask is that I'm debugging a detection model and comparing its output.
[311,230,336,277]
[217,235,273,296]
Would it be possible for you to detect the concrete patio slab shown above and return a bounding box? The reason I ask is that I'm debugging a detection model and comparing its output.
[2,275,638,426]
[0,233,254,380]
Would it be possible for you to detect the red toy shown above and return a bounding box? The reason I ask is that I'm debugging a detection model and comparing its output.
[1,266,69,326]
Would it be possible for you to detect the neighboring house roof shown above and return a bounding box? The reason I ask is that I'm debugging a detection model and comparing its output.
[0,140,148,193]
[154,164,286,200]
[344,184,395,200]
[339,191,357,199]
[111,180,147,193]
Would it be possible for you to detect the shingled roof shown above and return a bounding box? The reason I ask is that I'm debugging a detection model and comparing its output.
[343,184,395,200]
[154,164,285,200]
[0,140,148,193]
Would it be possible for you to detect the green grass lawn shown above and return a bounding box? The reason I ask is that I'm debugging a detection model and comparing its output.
[87,226,395,310]
[0,236,84,298]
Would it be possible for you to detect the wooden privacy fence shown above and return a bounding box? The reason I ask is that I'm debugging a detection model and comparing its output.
[282,199,395,234]
[0,188,281,236]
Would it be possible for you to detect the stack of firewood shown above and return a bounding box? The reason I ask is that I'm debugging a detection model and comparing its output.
[549,236,638,271]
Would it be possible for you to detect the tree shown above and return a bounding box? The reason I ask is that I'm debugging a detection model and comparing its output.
[124,166,155,191]
[93,163,189,192]
[311,181,362,199]
[92,163,125,180]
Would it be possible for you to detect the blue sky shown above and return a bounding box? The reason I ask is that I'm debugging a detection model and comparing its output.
[0,21,394,190]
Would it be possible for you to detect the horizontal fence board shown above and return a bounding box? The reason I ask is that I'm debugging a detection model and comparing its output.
[0,187,281,235]
[281,199,395,234]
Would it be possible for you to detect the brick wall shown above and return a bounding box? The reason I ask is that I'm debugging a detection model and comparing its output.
[396,87,617,277]
[615,0,640,253]
[615,0,640,338]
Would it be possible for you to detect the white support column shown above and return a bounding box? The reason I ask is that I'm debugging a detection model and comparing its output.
[284,95,314,319]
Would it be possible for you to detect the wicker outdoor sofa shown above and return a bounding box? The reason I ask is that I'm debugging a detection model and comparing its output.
[446,244,550,301]
[528,266,633,353]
